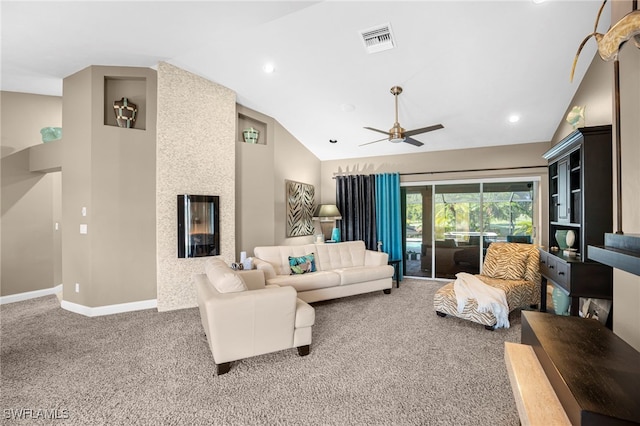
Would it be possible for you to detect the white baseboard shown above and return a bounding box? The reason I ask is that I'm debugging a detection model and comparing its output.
[1,285,157,317]
[0,284,62,305]
[61,298,157,317]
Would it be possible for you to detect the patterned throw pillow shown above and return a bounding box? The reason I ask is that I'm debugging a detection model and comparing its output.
[289,253,316,274]
[481,243,529,280]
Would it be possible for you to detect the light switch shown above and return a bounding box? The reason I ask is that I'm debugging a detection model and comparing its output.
[80,224,88,234]
[81,207,87,216]
[55,222,59,230]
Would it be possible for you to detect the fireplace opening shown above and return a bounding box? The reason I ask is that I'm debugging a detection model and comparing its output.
[177,194,220,258]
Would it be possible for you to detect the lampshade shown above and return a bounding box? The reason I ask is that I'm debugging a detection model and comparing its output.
[313,204,342,220]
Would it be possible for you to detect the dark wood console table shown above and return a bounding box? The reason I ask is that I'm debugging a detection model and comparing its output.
[538,249,612,321]
[522,311,640,425]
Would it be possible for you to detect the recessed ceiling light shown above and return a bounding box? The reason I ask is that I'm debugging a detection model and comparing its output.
[340,103,355,112]
[508,114,520,123]
[263,63,275,73]
[329,139,338,144]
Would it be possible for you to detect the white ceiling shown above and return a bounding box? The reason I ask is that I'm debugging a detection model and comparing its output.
[1,1,609,161]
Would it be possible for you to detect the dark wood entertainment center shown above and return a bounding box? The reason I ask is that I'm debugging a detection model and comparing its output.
[506,125,640,425]
[540,126,613,325]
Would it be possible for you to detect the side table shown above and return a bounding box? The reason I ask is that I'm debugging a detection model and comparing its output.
[388,259,401,288]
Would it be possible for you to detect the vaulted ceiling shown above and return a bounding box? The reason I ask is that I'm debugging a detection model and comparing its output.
[1,1,609,160]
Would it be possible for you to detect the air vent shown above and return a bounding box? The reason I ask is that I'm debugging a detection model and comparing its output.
[359,23,395,54]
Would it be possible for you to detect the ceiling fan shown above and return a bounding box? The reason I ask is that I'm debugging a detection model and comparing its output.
[360,86,444,147]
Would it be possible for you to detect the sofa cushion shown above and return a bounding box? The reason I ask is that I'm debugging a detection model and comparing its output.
[289,253,316,274]
[481,243,529,281]
[266,271,340,292]
[313,241,366,271]
[335,265,395,286]
[205,258,248,293]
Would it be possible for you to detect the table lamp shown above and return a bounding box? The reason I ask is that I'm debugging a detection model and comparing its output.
[313,204,342,242]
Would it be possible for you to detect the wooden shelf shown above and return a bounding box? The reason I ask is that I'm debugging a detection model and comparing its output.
[588,233,640,276]
[550,222,580,227]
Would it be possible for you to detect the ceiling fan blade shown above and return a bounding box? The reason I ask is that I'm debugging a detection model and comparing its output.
[363,126,389,135]
[404,124,444,137]
[404,137,424,147]
[359,137,389,147]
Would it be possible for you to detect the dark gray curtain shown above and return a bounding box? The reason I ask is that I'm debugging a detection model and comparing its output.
[335,175,377,250]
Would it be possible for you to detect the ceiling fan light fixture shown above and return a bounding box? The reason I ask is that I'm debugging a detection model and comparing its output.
[360,85,443,148]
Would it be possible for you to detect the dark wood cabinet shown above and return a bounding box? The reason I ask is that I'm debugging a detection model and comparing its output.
[541,126,613,324]
[539,250,612,318]
[544,125,613,257]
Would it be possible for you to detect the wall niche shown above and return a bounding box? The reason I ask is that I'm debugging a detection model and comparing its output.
[237,112,267,145]
[104,76,147,130]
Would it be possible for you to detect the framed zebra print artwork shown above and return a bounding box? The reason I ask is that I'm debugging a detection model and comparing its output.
[285,180,315,237]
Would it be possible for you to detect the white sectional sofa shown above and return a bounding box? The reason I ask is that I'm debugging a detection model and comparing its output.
[252,240,395,303]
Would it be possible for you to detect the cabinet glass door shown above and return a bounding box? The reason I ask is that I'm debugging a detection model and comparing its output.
[557,159,569,222]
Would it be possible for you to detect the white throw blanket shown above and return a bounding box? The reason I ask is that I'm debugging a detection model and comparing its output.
[453,272,510,329]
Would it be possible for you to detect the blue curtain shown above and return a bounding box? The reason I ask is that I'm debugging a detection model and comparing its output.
[375,173,403,280]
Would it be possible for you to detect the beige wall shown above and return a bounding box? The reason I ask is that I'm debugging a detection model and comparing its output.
[552,53,613,144]
[236,104,322,255]
[1,92,62,296]
[156,62,236,311]
[236,105,275,258]
[273,119,322,247]
[610,0,640,350]
[61,66,157,308]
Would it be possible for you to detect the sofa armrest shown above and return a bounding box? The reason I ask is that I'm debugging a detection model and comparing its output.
[253,258,277,280]
[195,274,298,363]
[365,250,389,266]
[237,269,266,290]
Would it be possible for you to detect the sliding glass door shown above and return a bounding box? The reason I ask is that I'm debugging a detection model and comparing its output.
[433,184,482,278]
[402,179,535,279]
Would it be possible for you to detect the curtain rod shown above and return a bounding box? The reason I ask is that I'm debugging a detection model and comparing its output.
[332,165,546,178]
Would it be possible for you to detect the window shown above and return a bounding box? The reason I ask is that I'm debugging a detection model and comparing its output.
[402,179,537,279]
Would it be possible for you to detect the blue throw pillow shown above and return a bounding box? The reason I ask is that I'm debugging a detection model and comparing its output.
[289,253,316,274]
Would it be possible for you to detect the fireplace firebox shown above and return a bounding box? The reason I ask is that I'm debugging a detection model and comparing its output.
[177,195,220,258]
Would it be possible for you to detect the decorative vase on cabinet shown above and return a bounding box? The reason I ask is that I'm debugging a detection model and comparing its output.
[566,230,576,249]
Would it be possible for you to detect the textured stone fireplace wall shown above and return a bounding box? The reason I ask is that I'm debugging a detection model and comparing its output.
[156,62,236,311]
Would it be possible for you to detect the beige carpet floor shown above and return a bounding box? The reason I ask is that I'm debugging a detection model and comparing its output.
[1,279,522,425]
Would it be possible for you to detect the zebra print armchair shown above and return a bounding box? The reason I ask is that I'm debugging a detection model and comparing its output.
[433,243,541,330]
